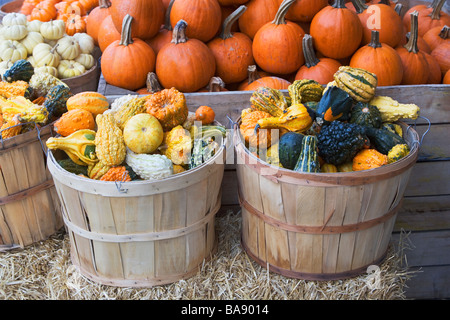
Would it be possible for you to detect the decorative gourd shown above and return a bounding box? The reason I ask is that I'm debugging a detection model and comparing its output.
[56,36,81,60]
[74,53,95,70]
[113,97,147,130]
[29,71,68,97]
[321,163,338,173]
[207,5,254,84]
[431,41,450,76]
[123,113,164,154]
[109,0,164,40]
[87,161,111,180]
[316,85,353,122]
[66,92,109,117]
[363,126,406,155]
[396,11,430,84]
[255,103,313,133]
[125,149,173,180]
[317,121,369,166]
[382,122,403,137]
[278,131,305,170]
[1,24,28,41]
[72,31,95,55]
[86,0,111,46]
[39,20,65,40]
[276,0,328,22]
[387,144,410,163]
[352,148,388,171]
[0,61,15,78]
[333,66,378,102]
[350,30,404,86]
[423,25,449,52]
[295,34,342,85]
[0,40,28,63]
[32,43,60,68]
[46,129,98,166]
[43,84,72,118]
[2,13,28,27]
[54,108,95,137]
[310,0,363,59]
[170,0,222,42]
[27,20,43,33]
[0,114,22,139]
[238,0,279,40]
[155,19,216,93]
[164,125,193,165]
[288,79,324,103]
[29,1,57,22]
[57,158,89,176]
[249,86,288,117]
[0,80,33,99]
[19,31,44,55]
[240,110,274,150]
[194,105,215,125]
[144,87,188,131]
[57,60,86,79]
[99,166,132,182]
[349,101,382,128]
[101,14,156,91]
[369,95,420,122]
[293,135,320,173]
[95,112,127,166]
[252,0,305,75]
[265,142,281,167]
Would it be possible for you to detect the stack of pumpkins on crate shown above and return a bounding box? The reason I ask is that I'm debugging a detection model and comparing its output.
[45,88,226,182]
[84,0,449,93]
[240,66,420,173]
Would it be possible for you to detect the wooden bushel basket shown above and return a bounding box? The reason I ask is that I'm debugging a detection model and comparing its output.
[0,123,62,250]
[234,122,420,280]
[46,131,226,287]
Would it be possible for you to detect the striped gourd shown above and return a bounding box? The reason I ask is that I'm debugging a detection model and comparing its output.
[250,86,289,117]
[333,66,377,102]
[113,96,147,130]
[293,135,320,173]
[288,79,324,104]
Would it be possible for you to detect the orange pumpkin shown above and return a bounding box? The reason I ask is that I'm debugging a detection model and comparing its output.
[145,0,174,56]
[238,0,279,40]
[409,0,450,37]
[423,52,442,84]
[29,1,57,21]
[423,25,449,52]
[195,105,215,125]
[431,41,450,76]
[65,14,87,36]
[86,0,111,46]
[97,14,120,52]
[276,0,328,22]
[135,72,163,95]
[443,69,450,84]
[101,14,156,91]
[54,108,95,137]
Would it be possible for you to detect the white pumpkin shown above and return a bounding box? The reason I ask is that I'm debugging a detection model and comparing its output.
[32,42,61,68]
[20,31,44,55]
[72,32,95,54]
[57,60,85,79]
[34,66,58,77]
[0,60,14,77]
[27,55,36,67]
[0,40,28,62]
[40,20,65,40]
[56,36,81,60]
[1,24,28,41]
[27,20,43,33]
[2,13,27,26]
[75,53,95,69]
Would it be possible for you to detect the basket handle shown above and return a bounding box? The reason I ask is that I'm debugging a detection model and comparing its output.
[406,115,431,149]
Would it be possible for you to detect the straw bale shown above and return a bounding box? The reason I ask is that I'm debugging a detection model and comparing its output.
[0,209,418,300]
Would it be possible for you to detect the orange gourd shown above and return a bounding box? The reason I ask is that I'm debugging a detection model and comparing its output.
[109,0,164,40]
[252,0,305,75]
[65,14,87,36]
[66,92,109,117]
[99,166,131,182]
[238,0,279,40]
[54,108,96,137]
[350,30,403,86]
[195,105,215,125]
[310,0,363,60]
[423,25,449,52]
[277,0,328,22]
[155,20,216,93]
[29,1,57,21]
[207,5,254,84]
[352,148,388,171]
[101,14,156,91]
[294,34,342,85]
[431,41,450,76]
[86,0,111,46]
[240,110,275,150]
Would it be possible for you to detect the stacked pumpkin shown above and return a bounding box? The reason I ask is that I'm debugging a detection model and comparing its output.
[85,0,449,93]
[239,66,420,172]
[0,11,96,80]
[45,88,226,182]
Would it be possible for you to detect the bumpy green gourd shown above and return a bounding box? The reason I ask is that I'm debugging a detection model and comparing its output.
[333,66,378,102]
[250,86,289,117]
[294,135,320,173]
[2,59,34,83]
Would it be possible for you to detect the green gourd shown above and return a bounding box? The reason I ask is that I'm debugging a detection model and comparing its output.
[2,59,34,83]
[249,86,289,117]
[349,101,382,128]
[293,135,320,173]
[44,84,72,118]
[278,131,305,170]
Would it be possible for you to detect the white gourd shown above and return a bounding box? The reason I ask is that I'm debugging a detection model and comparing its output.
[34,66,58,77]
[1,24,28,41]
[0,40,27,62]
[27,20,43,33]
[72,32,95,54]
[2,13,27,26]
[125,149,173,180]
[57,60,85,79]
[32,42,61,68]
[27,55,36,67]
[20,31,44,55]
[74,53,94,69]
[56,36,81,60]
[40,20,65,40]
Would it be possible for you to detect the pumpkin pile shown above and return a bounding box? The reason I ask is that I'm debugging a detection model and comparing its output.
[0,11,97,80]
[45,88,227,182]
[240,66,420,172]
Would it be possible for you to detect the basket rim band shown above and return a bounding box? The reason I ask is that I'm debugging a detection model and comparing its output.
[237,187,401,234]
[0,179,54,205]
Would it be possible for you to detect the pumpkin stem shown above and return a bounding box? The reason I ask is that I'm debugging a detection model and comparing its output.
[333,0,349,9]
[404,11,419,53]
[438,25,449,39]
[206,77,226,92]
[98,0,111,9]
[220,5,247,40]
[430,0,446,21]
[246,65,262,85]
[119,14,134,46]
[145,72,163,93]
[164,0,175,32]
[351,0,368,14]
[394,3,403,16]
[171,19,188,44]
[302,34,320,68]
[368,30,382,48]
[272,0,296,25]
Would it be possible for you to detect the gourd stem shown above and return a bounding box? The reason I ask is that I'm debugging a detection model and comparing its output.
[302,34,320,68]
[119,14,133,46]
[98,0,111,9]
[430,0,445,21]
[145,72,163,93]
[171,20,188,44]
[394,3,403,16]
[164,0,175,32]
[272,0,296,25]
[206,77,226,92]
[333,0,348,9]
[246,65,261,85]
[220,5,247,40]
[368,30,382,48]
[351,0,368,14]
[439,25,449,39]
[404,11,419,53]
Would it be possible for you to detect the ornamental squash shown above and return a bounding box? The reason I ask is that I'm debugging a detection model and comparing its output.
[99,166,132,182]
[164,125,192,165]
[278,131,305,170]
[57,158,89,176]
[352,148,388,171]
[321,163,338,173]
[0,80,33,99]
[0,114,22,139]
[54,108,95,137]
[1,95,48,124]
[249,86,289,117]
[95,112,127,166]
[113,97,147,130]
[125,149,173,180]
[255,103,313,133]
[43,84,72,118]
[349,101,382,128]
[46,129,98,166]
[66,92,109,117]
[288,79,324,104]
[28,71,68,97]
[2,59,34,83]
[387,143,410,163]
[293,135,320,173]
[363,126,406,155]
[316,85,353,122]
[87,161,111,180]
[368,95,420,122]
[123,113,164,154]
[333,66,378,102]
[240,110,274,150]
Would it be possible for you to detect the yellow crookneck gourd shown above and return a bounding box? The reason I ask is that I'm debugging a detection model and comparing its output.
[254,103,313,133]
[46,129,98,166]
[0,95,49,124]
